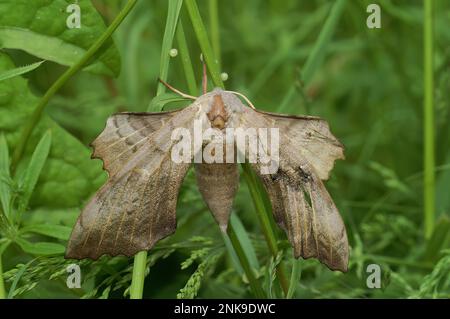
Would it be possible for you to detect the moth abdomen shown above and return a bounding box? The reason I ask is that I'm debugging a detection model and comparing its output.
[195,163,239,232]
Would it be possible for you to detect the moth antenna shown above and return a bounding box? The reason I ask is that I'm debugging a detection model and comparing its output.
[201,53,208,94]
[157,78,197,100]
[226,91,256,109]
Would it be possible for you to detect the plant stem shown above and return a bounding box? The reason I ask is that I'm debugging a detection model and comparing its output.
[208,0,221,68]
[186,0,289,296]
[185,0,223,88]
[185,0,289,294]
[130,251,147,299]
[301,0,347,84]
[176,22,198,95]
[423,0,435,239]
[10,0,138,172]
[130,0,184,299]
[176,14,265,297]
[0,255,5,299]
[242,164,289,295]
[228,225,265,298]
[155,0,184,99]
[287,259,302,298]
[278,0,347,114]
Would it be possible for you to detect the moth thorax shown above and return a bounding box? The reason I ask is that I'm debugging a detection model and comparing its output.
[207,94,229,129]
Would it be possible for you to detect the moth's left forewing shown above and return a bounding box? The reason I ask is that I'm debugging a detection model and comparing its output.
[66,105,199,260]
[239,107,348,272]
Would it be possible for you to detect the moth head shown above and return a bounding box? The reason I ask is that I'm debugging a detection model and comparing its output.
[207,94,228,129]
[197,88,245,130]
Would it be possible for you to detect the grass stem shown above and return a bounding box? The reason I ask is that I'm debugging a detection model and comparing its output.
[0,255,5,299]
[155,0,184,99]
[180,5,266,297]
[228,225,265,298]
[176,22,199,95]
[185,0,290,296]
[423,0,435,239]
[130,0,184,299]
[185,0,223,88]
[208,0,221,68]
[130,251,147,299]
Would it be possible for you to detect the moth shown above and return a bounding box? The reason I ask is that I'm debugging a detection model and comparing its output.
[66,84,348,272]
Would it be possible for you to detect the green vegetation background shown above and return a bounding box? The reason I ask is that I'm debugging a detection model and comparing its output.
[0,0,449,298]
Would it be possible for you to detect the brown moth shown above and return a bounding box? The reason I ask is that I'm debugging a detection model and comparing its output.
[65,87,348,272]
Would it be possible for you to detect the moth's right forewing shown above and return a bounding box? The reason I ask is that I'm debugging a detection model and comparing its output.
[239,107,348,272]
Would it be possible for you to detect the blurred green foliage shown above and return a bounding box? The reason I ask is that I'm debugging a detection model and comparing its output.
[0,0,449,299]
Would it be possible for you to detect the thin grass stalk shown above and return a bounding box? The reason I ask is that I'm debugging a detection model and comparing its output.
[10,0,138,172]
[278,0,347,113]
[129,251,147,299]
[176,10,265,298]
[300,0,347,83]
[184,0,223,88]
[176,22,198,95]
[228,225,265,298]
[241,164,289,295]
[155,0,184,99]
[0,255,5,299]
[186,0,289,296]
[423,0,435,239]
[131,0,184,298]
[208,0,221,68]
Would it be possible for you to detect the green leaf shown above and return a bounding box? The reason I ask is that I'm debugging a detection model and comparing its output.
[15,237,65,255]
[20,223,72,240]
[229,214,260,271]
[148,92,191,111]
[19,131,52,210]
[22,208,79,227]
[0,60,45,82]
[0,0,121,76]
[0,52,104,209]
[287,259,302,299]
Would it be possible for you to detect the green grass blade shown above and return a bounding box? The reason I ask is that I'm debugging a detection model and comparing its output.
[184,0,289,296]
[132,0,184,298]
[152,0,184,104]
[228,223,265,298]
[185,0,223,88]
[220,232,244,275]
[0,60,45,82]
[0,256,4,299]
[183,2,272,297]
[208,0,221,68]
[287,259,302,298]
[18,131,52,213]
[301,0,347,84]
[0,134,11,222]
[277,0,347,114]
[423,0,435,239]
[241,163,289,295]
[230,214,260,270]
[176,21,199,95]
